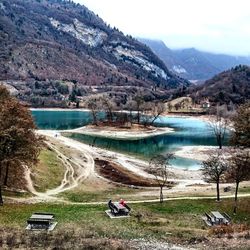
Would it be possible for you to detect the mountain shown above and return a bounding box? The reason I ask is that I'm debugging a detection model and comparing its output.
[188,65,250,105]
[0,0,188,107]
[139,38,250,81]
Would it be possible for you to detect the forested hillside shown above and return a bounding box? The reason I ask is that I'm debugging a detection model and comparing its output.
[0,0,188,107]
[188,65,250,105]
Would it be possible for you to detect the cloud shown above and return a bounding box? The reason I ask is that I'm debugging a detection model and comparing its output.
[74,0,250,55]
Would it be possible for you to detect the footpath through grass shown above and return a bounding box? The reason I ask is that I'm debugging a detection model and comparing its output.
[1,198,249,242]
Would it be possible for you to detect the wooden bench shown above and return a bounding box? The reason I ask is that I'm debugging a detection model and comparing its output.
[222,212,231,224]
[205,213,215,226]
[27,219,51,230]
[108,200,119,215]
[205,212,213,221]
[33,212,55,217]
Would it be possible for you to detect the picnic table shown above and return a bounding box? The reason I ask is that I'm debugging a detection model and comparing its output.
[114,202,128,211]
[26,213,57,231]
[211,211,225,225]
[107,200,131,217]
[203,211,231,226]
[30,214,54,220]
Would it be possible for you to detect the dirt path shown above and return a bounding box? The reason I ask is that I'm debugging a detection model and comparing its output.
[39,130,203,182]
[24,140,95,201]
[7,192,250,205]
[22,130,205,202]
[16,130,248,205]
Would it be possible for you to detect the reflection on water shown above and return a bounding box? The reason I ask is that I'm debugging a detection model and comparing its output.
[32,111,229,170]
[32,110,103,130]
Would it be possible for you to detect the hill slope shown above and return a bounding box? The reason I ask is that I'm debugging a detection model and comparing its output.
[139,39,250,81]
[0,0,188,107]
[188,65,250,105]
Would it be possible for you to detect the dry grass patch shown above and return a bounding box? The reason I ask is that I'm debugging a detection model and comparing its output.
[95,159,163,187]
[31,147,65,192]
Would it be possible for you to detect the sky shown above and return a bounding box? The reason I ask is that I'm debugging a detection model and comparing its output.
[74,0,250,56]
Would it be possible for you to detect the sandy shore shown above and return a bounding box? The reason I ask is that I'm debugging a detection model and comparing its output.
[175,146,217,161]
[63,125,174,140]
[38,130,203,185]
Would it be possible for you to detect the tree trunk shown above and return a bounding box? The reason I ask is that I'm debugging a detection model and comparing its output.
[0,185,3,206]
[233,181,239,214]
[92,111,98,126]
[160,186,164,203]
[0,163,2,183]
[108,109,113,123]
[0,162,3,205]
[150,117,157,126]
[217,134,222,149]
[216,181,220,201]
[4,162,9,186]
[137,110,140,124]
[129,110,133,126]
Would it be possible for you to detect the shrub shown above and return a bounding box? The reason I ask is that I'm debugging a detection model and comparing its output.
[209,225,234,236]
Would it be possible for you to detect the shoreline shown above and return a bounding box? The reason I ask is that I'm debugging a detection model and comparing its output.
[38,130,203,183]
[175,146,218,161]
[63,125,174,140]
[30,108,90,112]
[30,107,211,122]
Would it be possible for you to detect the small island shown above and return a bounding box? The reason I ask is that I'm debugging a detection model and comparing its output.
[65,123,173,140]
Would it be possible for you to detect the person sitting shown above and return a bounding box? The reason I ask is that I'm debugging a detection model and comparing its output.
[119,199,126,207]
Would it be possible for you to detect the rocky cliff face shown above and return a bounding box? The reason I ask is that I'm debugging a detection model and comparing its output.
[0,0,188,107]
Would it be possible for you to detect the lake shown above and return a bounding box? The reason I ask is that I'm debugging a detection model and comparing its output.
[32,110,224,170]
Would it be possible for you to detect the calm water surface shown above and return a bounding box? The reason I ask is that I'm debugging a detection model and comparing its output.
[32,110,226,169]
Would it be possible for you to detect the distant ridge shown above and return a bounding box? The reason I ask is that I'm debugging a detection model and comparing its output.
[139,38,250,81]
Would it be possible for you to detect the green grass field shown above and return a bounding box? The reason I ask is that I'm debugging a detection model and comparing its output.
[60,186,139,203]
[1,198,249,241]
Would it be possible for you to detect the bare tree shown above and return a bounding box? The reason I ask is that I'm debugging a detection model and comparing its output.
[99,95,116,124]
[85,97,100,126]
[208,107,229,149]
[141,102,152,127]
[149,154,175,203]
[125,97,136,126]
[167,102,173,112]
[226,150,250,214]
[137,101,165,127]
[134,95,145,124]
[201,152,228,201]
[150,102,165,126]
[230,102,250,148]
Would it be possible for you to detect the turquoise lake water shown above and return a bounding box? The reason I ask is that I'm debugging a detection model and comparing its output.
[32,110,226,170]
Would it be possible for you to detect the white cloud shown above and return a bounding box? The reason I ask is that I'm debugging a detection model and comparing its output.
[74,0,250,55]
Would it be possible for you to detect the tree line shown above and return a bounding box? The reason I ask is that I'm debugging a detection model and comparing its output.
[201,102,250,213]
[85,94,165,127]
[149,102,250,215]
